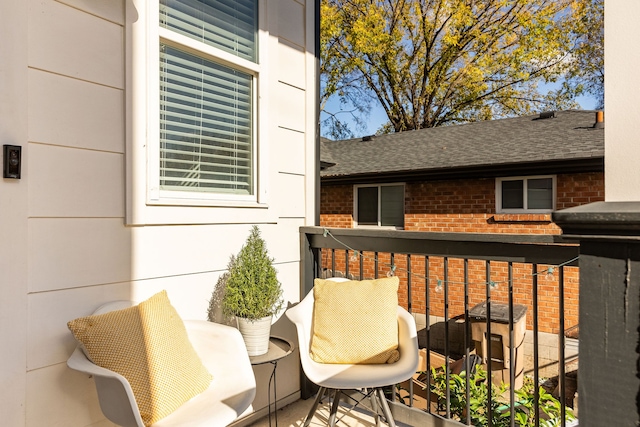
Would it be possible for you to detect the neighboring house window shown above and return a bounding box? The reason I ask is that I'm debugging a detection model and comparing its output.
[355,184,405,228]
[496,176,556,213]
[153,0,260,203]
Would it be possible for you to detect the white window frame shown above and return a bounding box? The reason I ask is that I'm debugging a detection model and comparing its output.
[126,0,272,225]
[353,183,405,229]
[495,175,556,213]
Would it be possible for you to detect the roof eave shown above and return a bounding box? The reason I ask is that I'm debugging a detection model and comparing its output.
[320,157,604,185]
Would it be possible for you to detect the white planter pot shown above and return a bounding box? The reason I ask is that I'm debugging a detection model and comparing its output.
[237,316,272,356]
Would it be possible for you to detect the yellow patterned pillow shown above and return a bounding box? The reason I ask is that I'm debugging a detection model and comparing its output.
[310,277,400,364]
[67,290,212,426]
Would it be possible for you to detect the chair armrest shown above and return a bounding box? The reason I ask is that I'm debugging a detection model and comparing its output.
[397,307,420,375]
[67,347,144,427]
[67,347,122,378]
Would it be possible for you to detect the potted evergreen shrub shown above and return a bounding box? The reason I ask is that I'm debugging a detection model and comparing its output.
[222,225,283,356]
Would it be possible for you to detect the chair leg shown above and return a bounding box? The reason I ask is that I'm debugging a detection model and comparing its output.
[328,390,342,427]
[303,387,326,427]
[376,388,396,427]
[368,388,382,427]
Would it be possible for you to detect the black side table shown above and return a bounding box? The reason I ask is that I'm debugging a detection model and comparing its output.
[250,336,294,427]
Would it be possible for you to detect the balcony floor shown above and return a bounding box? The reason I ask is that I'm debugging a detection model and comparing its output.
[248,394,411,427]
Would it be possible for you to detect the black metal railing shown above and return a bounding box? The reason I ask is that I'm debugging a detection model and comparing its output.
[300,226,580,427]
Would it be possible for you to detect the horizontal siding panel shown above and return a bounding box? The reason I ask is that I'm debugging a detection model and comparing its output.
[276,127,306,175]
[277,40,306,89]
[28,0,123,88]
[28,69,124,152]
[261,219,305,263]
[28,144,124,218]
[130,223,299,284]
[276,172,305,218]
[28,218,132,292]
[131,224,251,280]
[276,82,306,132]
[277,0,305,46]
[57,0,124,25]
[26,359,106,426]
[27,284,134,370]
[128,274,222,322]
[272,260,302,313]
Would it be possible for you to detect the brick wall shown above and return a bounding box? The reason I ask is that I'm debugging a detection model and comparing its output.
[319,172,602,335]
[320,184,354,228]
[321,172,604,233]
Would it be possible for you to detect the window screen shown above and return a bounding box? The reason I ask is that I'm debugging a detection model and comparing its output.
[356,184,404,227]
[499,176,554,212]
[501,180,524,209]
[381,185,404,227]
[527,178,553,209]
[357,187,378,225]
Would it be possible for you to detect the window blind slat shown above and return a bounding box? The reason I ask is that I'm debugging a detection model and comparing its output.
[161,179,251,189]
[160,126,252,148]
[162,171,252,183]
[160,147,251,164]
[162,5,255,41]
[160,0,257,62]
[160,107,252,133]
[161,0,255,37]
[162,94,251,121]
[165,167,248,176]
[163,78,251,106]
[159,153,251,170]
[159,43,254,195]
[160,7,254,57]
[162,82,251,111]
[161,52,252,99]
[161,55,251,104]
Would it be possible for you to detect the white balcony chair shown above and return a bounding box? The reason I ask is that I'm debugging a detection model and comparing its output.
[286,278,419,427]
[67,301,256,427]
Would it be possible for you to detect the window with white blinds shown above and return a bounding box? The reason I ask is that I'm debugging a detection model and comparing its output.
[158,0,257,197]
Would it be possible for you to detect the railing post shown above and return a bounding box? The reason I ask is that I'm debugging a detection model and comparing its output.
[299,229,319,399]
[554,201,640,426]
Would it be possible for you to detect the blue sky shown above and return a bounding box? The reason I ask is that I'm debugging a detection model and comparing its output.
[321,90,599,138]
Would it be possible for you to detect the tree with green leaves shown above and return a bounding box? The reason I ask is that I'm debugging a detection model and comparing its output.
[562,0,604,109]
[320,0,602,138]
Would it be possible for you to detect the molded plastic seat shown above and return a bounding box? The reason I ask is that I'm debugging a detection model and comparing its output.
[67,301,256,427]
[286,278,419,426]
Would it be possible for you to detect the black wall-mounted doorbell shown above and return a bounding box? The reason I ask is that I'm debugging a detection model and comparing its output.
[3,145,22,179]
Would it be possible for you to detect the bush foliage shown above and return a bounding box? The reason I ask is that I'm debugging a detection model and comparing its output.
[428,366,575,427]
[221,226,283,320]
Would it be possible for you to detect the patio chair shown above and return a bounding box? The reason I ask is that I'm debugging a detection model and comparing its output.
[67,300,256,427]
[286,277,419,427]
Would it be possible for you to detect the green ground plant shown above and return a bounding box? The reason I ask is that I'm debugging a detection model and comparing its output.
[415,366,574,427]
